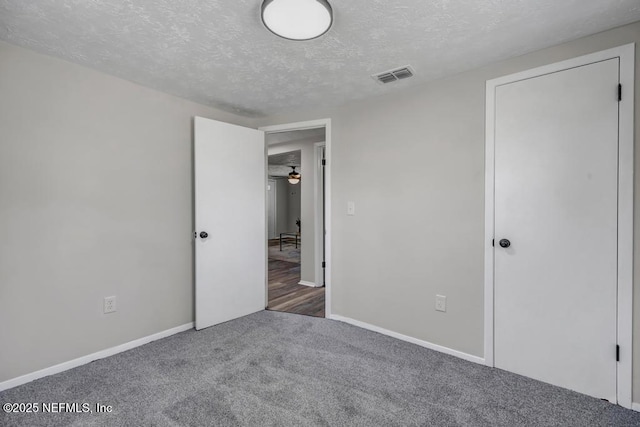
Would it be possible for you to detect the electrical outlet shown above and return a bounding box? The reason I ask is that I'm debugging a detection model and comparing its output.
[104,296,117,314]
[435,295,446,312]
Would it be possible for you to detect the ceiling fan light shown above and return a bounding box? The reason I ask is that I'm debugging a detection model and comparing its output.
[261,0,333,41]
[288,166,301,184]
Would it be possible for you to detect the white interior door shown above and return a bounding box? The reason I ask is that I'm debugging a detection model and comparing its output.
[194,117,266,330]
[493,59,619,401]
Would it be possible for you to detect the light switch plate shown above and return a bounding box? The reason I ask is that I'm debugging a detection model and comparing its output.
[347,201,355,216]
[435,295,446,312]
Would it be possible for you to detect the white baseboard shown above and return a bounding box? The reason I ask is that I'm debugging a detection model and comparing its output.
[329,314,485,365]
[0,322,194,392]
[632,402,640,412]
[298,280,317,287]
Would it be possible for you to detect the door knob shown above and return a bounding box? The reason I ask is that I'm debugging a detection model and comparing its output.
[200,231,208,239]
[499,239,511,248]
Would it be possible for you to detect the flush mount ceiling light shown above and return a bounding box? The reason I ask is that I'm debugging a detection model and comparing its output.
[261,0,333,41]
[288,166,301,184]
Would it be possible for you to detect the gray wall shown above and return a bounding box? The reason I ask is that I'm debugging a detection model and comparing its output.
[255,22,640,401]
[273,178,289,236]
[287,182,301,233]
[0,40,253,382]
[268,142,318,285]
[270,177,300,237]
[267,179,277,239]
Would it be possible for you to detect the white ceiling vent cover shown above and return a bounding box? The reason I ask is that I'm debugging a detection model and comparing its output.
[372,65,415,84]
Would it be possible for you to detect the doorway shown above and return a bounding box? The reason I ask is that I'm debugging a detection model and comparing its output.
[484,45,634,406]
[262,124,328,318]
[194,118,331,330]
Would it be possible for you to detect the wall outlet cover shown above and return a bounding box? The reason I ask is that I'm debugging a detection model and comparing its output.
[104,296,117,314]
[435,295,446,312]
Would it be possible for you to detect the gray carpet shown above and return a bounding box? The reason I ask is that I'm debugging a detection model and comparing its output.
[1,311,639,426]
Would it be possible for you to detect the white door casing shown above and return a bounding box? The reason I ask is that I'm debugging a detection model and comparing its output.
[314,142,326,287]
[485,44,634,408]
[194,117,266,330]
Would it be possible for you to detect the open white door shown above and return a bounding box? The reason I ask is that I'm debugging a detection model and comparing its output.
[194,117,266,330]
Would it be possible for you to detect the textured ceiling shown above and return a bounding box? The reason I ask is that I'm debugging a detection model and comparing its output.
[268,150,301,177]
[1,1,639,117]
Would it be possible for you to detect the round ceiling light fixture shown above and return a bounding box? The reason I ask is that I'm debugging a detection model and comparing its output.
[261,0,333,41]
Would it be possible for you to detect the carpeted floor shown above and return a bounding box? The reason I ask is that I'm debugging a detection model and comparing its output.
[1,311,639,426]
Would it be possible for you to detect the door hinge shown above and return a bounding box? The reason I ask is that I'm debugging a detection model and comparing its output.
[322,159,326,166]
[616,345,620,362]
[492,239,494,247]
[321,261,326,268]
[618,84,622,102]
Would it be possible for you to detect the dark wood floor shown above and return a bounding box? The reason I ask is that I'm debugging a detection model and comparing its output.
[267,239,325,318]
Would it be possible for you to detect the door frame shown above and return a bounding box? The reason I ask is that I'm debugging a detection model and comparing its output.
[484,44,634,408]
[260,119,332,317]
[314,141,326,287]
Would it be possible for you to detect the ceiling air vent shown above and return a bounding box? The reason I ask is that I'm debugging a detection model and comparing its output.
[372,65,415,84]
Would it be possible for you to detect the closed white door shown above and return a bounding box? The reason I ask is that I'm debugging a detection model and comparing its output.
[194,117,266,330]
[494,59,619,401]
